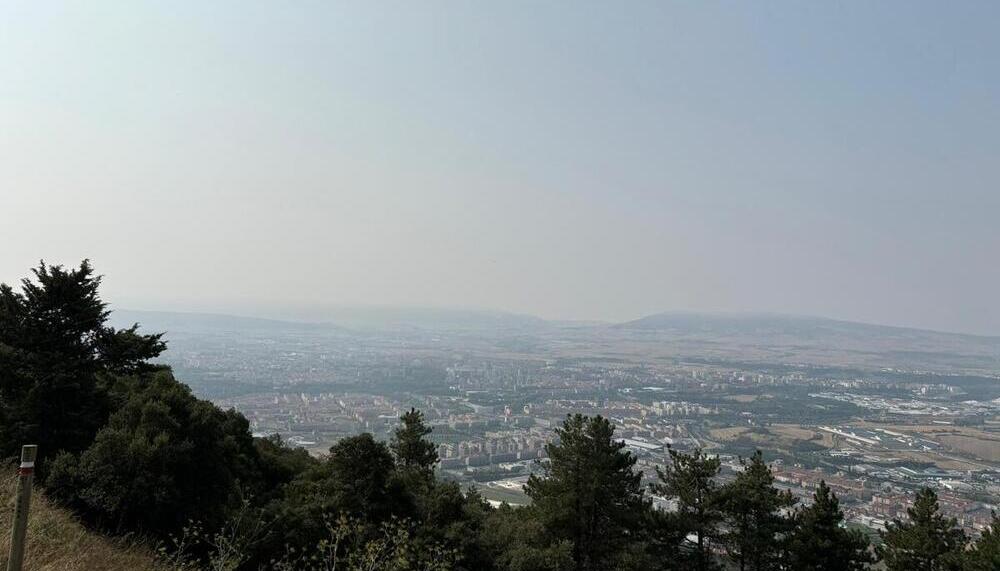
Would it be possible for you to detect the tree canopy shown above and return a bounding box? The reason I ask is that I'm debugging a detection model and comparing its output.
[878,487,966,571]
[721,450,797,571]
[785,481,873,571]
[651,447,723,571]
[0,261,165,461]
[524,414,648,571]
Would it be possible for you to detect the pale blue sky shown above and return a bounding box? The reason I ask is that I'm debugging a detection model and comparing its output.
[2,2,998,334]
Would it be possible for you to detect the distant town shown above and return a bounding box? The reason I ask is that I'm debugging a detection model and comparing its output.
[117,309,1000,538]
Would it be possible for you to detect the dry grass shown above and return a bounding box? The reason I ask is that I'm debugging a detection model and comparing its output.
[708,426,751,441]
[770,425,821,442]
[935,434,1000,463]
[888,450,986,471]
[0,473,167,571]
[852,421,1000,467]
[855,421,996,439]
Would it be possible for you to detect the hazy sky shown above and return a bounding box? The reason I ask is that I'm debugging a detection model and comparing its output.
[2,2,999,334]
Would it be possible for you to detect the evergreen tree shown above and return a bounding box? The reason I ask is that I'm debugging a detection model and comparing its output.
[253,434,320,503]
[412,483,495,571]
[389,409,496,571]
[391,407,439,476]
[524,414,648,571]
[878,487,966,571]
[964,512,1000,571]
[266,433,404,558]
[326,433,400,521]
[46,369,261,536]
[0,261,165,463]
[483,504,573,571]
[785,481,873,571]
[721,450,796,571]
[651,447,723,570]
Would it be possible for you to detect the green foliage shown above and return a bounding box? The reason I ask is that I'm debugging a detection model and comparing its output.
[262,433,405,559]
[392,408,439,474]
[721,450,796,571]
[785,481,873,571]
[47,370,262,536]
[326,433,400,520]
[407,482,493,571]
[964,513,1000,571]
[158,498,269,571]
[0,261,165,463]
[651,447,723,570]
[256,429,489,569]
[482,504,573,571]
[878,487,967,571]
[524,414,648,571]
[253,434,320,503]
[271,515,459,571]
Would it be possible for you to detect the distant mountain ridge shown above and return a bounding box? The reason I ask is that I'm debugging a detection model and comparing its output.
[111,307,547,333]
[611,311,1000,374]
[109,310,337,333]
[288,306,549,331]
[110,308,999,376]
[617,311,1000,341]
[113,308,999,341]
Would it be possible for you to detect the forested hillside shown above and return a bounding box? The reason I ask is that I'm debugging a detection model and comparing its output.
[1,262,998,571]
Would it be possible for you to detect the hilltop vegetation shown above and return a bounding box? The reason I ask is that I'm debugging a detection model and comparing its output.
[1,261,999,571]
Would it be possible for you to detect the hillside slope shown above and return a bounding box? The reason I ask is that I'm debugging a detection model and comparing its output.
[0,473,165,571]
[612,311,1000,373]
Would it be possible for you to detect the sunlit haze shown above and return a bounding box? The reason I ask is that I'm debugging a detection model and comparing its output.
[2,2,998,334]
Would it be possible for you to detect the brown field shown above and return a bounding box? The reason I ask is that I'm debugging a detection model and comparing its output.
[0,473,165,571]
[820,433,837,447]
[770,425,823,442]
[709,426,752,441]
[935,434,1000,463]
[891,450,985,471]
[852,422,1000,463]
[853,421,998,439]
[848,421,1000,470]
[709,424,833,451]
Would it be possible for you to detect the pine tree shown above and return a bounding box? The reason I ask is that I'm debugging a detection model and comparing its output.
[877,487,966,571]
[651,447,723,570]
[0,260,165,465]
[721,450,796,571]
[964,512,1000,571]
[785,481,873,571]
[391,407,439,476]
[524,414,648,571]
[327,433,399,521]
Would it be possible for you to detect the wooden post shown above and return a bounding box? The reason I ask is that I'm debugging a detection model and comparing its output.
[6,445,37,571]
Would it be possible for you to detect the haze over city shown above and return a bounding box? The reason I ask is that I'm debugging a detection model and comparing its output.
[3,2,999,335]
[4,4,1000,571]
